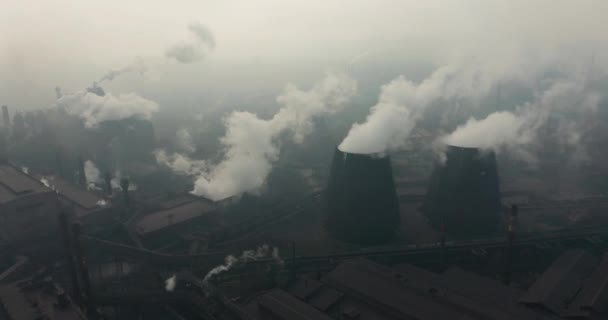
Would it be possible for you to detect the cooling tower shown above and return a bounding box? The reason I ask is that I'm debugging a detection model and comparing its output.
[326,148,400,244]
[422,145,501,237]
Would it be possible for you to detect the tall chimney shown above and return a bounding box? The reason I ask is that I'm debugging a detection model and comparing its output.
[58,211,81,305]
[421,145,501,237]
[71,222,95,317]
[2,105,9,128]
[326,147,400,244]
[77,156,86,187]
[103,172,112,196]
[120,178,130,208]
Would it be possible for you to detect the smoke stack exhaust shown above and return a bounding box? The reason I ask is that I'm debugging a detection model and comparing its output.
[326,148,400,244]
[422,145,501,237]
[2,105,9,128]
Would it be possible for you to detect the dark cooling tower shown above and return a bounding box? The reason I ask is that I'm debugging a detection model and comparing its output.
[326,148,400,244]
[421,145,501,237]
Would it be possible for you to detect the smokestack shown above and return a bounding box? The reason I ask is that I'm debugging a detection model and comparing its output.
[2,105,9,128]
[77,156,86,187]
[326,148,400,244]
[58,211,81,305]
[504,204,518,285]
[71,222,95,317]
[120,178,130,209]
[422,145,501,237]
[55,151,64,178]
[103,172,112,196]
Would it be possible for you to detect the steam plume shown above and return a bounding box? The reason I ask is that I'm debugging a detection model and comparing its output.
[165,275,177,292]
[202,245,282,290]
[154,150,206,176]
[443,77,601,162]
[84,160,102,190]
[56,90,159,128]
[99,57,147,82]
[166,22,216,64]
[157,72,356,200]
[175,128,195,153]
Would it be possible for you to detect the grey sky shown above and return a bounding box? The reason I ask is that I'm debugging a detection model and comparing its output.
[1,0,606,111]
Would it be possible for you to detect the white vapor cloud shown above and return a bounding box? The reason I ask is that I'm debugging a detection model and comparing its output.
[175,128,195,153]
[166,22,215,64]
[56,90,159,128]
[99,56,147,82]
[443,77,601,162]
[84,160,102,190]
[157,72,356,200]
[165,275,177,292]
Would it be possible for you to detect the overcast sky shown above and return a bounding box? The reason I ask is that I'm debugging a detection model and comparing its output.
[1,0,606,112]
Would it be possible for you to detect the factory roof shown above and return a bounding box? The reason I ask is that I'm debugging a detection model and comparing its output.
[325,259,547,320]
[0,163,51,204]
[252,289,334,320]
[520,249,597,314]
[0,278,86,320]
[135,199,216,235]
[39,175,111,216]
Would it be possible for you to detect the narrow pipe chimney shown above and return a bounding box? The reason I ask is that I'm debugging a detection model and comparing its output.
[58,211,81,305]
[71,222,95,316]
[120,178,130,209]
[103,172,112,196]
[2,105,9,128]
[77,156,86,187]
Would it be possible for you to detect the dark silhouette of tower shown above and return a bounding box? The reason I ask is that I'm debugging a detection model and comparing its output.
[2,105,9,128]
[421,145,501,237]
[326,148,400,244]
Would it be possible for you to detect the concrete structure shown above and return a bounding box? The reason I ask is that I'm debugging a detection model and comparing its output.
[422,145,501,237]
[0,163,61,243]
[325,148,400,244]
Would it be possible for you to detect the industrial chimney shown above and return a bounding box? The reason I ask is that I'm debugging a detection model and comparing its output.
[77,156,86,187]
[103,172,112,196]
[2,105,9,128]
[421,145,501,237]
[325,148,400,244]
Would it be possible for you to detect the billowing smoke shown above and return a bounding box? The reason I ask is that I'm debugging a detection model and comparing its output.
[154,150,206,176]
[157,72,356,200]
[175,128,196,153]
[84,160,102,190]
[55,90,159,128]
[165,275,177,292]
[166,22,216,64]
[443,77,601,162]
[202,245,282,292]
[99,57,147,82]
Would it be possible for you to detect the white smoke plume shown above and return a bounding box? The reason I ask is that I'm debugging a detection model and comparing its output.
[56,90,159,128]
[20,166,29,174]
[84,160,102,190]
[154,150,206,176]
[110,172,138,191]
[166,22,216,64]
[157,72,356,200]
[202,245,282,291]
[175,128,196,153]
[165,275,177,292]
[99,57,147,82]
[443,77,601,162]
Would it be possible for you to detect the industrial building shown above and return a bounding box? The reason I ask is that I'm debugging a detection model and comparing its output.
[0,162,62,244]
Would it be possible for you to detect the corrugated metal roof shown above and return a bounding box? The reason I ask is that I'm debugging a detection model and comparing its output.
[572,252,608,313]
[44,175,105,210]
[0,164,49,203]
[520,249,597,314]
[256,289,334,320]
[135,200,216,235]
